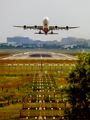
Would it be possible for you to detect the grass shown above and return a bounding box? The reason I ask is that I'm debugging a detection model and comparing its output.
[0,53,13,57]
[0,58,76,119]
[0,103,22,119]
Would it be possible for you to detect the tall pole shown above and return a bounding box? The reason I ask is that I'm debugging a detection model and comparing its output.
[40,56,42,72]
[41,59,42,70]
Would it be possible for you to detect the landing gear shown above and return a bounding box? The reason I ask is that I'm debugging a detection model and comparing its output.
[39,31,41,34]
[45,32,47,35]
[51,30,53,34]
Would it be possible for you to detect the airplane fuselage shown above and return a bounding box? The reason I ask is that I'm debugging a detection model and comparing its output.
[43,17,49,34]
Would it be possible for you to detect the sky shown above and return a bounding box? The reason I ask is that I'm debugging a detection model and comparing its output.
[0,0,90,42]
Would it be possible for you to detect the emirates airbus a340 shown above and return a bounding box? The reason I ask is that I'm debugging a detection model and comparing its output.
[13,17,79,35]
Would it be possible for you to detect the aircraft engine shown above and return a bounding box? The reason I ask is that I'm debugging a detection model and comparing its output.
[34,25,37,29]
[55,26,58,29]
[23,25,27,29]
[65,26,69,30]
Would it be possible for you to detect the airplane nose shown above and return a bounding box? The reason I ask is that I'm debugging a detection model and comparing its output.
[45,22,47,25]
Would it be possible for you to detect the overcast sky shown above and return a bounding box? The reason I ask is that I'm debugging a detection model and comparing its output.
[0,0,90,42]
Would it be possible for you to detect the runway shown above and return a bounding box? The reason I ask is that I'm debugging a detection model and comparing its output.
[1,51,76,60]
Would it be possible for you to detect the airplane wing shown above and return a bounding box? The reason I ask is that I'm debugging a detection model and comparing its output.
[49,26,79,30]
[13,25,43,30]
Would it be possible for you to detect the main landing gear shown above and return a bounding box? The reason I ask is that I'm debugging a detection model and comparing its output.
[39,30,41,34]
[51,30,53,34]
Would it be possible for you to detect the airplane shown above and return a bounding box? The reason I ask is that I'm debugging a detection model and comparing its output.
[13,17,79,35]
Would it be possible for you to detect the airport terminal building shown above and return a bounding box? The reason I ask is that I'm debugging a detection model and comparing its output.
[7,36,33,44]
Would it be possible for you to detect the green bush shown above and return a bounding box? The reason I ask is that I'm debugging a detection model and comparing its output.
[4,95,13,100]
[0,96,4,101]
[18,99,22,103]
[0,103,4,107]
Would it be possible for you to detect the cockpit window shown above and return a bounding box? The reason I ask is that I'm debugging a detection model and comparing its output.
[44,22,47,25]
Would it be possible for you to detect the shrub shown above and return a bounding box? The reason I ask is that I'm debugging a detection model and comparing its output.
[0,103,4,107]
[0,96,4,101]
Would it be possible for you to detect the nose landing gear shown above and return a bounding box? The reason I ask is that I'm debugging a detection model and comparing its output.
[45,32,47,35]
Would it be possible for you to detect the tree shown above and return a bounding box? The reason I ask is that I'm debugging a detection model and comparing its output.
[64,53,90,120]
